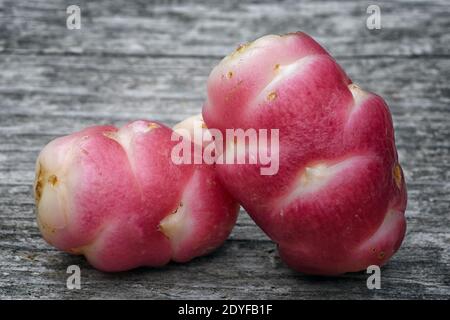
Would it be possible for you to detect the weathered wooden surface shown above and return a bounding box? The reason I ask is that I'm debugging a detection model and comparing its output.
[0,0,449,299]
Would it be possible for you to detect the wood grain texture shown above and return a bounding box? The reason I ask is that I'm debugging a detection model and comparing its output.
[0,0,449,299]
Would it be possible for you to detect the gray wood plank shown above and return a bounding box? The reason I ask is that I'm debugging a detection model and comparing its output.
[1,0,449,57]
[0,55,448,121]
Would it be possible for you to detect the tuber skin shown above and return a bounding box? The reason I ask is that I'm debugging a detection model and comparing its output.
[34,120,239,272]
[202,32,407,275]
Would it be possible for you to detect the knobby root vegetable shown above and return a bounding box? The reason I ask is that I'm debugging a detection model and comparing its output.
[34,120,239,272]
[202,32,407,275]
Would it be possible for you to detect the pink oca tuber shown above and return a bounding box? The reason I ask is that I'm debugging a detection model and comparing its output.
[202,32,407,275]
[34,120,239,271]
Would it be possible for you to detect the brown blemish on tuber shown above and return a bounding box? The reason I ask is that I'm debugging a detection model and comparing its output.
[267,91,277,101]
[34,162,58,204]
[236,43,248,53]
[393,164,402,188]
[146,123,160,132]
[228,42,251,59]
[48,174,58,186]
[34,163,44,203]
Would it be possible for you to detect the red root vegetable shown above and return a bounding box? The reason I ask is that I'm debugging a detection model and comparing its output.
[202,32,407,275]
[34,120,239,271]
